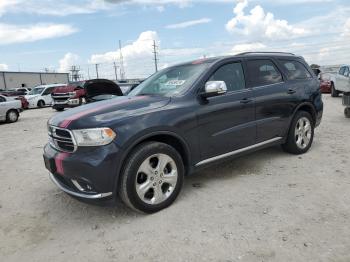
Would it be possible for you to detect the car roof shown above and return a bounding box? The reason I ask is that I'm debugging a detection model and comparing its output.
[177,52,302,67]
[34,83,67,89]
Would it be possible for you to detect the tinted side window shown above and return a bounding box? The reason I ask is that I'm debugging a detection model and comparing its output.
[280,60,312,80]
[344,67,350,77]
[42,87,54,95]
[339,67,346,75]
[247,60,283,87]
[0,96,5,102]
[209,62,245,92]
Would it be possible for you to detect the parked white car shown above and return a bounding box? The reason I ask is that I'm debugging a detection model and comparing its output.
[0,95,22,123]
[330,65,350,97]
[25,84,66,108]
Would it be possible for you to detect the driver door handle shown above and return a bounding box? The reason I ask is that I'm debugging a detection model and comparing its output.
[240,98,253,104]
[287,89,296,94]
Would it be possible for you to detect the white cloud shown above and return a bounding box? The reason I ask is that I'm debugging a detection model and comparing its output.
[226,0,307,40]
[231,42,266,54]
[89,31,206,78]
[0,64,9,71]
[165,18,212,29]
[58,53,79,73]
[0,23,77,45]
[342,18,350,37]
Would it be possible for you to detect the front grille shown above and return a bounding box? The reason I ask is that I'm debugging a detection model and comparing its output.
[49,126,76,153]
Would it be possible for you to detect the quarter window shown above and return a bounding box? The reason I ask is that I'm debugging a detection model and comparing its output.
[209,62,245,92]
[280,60,312,80]
[246,60,283,87]
[339,67,346,75]
[0,96,5,102]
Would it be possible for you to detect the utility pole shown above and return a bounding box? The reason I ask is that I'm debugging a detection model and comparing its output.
[113,62,119,81]
[70,65,81,82]
[119,40,125,80]
[152,40,159,73]
[87,66,91,80]
[95,64,99,79]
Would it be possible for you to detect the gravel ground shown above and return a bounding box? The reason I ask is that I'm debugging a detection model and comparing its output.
[0,94,350,262]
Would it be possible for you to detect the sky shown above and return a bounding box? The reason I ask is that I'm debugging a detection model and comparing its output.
[0,0,350,79]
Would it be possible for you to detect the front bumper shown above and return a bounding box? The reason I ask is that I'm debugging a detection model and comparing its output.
[52,98,80,109]
[43,142,122,199]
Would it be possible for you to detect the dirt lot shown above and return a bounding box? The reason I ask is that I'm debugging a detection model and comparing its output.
[0,94,349,262]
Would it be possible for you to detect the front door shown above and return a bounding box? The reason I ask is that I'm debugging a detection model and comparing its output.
[196,61,256,161]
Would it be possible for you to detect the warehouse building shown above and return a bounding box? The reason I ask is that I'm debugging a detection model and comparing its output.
[0,71,69,90]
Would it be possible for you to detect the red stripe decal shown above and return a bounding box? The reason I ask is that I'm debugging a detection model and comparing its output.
[55,152,69,175]
[59,97,144,128]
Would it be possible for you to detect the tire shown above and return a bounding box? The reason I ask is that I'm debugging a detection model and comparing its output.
[282,111,314,155]
[37,100,45,108]
[345,107,350,118]
[331,83,339,97]
[55,108,64,112]
[6,110,19,123]
[119,142,184,213]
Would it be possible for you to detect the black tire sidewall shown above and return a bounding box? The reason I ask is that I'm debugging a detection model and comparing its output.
[284,111,314,154]
[345,108,350,118]
[121,142,184,213]
[6,110,18,123]
[331,84,338,97]
[38,100,45,108]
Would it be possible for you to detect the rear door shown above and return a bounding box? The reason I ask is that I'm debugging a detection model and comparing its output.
[42,86,56,104]
[0,96,6,120]
[337,66,350,92]
[196,60,256,161]
[247,58,298,143]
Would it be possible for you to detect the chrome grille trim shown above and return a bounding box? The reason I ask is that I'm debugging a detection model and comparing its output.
[48,125,77,153]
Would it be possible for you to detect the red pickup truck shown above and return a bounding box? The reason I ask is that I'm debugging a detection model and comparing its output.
[51,79,123,111]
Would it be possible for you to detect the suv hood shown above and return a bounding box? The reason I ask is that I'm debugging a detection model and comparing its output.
[49,95,171,129]
[52,85,76,93]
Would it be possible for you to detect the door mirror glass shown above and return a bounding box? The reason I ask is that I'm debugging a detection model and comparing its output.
[202,81,227,98]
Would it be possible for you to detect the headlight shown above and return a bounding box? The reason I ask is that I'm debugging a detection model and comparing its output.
[72,128,116,146]
[69,91,77,97]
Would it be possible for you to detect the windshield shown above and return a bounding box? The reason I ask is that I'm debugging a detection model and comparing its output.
[129,63,209,97]
[28,87,44,95]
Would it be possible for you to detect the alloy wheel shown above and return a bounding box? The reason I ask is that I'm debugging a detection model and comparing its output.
[294,117,312,149]
[135,153,178,205]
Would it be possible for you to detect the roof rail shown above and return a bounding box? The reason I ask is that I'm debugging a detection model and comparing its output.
[237,51,295,56]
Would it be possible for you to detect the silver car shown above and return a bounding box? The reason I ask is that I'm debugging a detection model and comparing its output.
[0,95,22,123]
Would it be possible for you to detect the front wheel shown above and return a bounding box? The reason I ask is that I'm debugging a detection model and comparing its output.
[331,83,339,97]
[345,107,350,118]
[37,100,45,108]
[119,142,184,213]
[282,111,314,155]
[6,110,19,123]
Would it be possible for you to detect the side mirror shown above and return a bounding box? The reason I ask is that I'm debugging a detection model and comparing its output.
[201,81,227,98]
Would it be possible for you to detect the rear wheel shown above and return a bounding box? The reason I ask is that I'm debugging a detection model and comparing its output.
[6,110,19,123]
[119,142,184,213]
[282,111,314,155]
[345,107,350,118]
[37,100,45,108]
[331,83,339,97]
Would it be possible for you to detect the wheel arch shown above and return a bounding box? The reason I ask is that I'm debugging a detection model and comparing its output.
[293,102,317,125]
[114,131,191,191]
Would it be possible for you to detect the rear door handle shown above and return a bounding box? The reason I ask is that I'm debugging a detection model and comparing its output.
[240,98,253,104]
[287,89,296,94]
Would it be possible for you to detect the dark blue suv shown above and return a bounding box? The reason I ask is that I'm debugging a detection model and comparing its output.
[43,52,323,213]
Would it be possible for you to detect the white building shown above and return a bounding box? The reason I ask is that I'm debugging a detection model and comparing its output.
[0,71,69,90]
